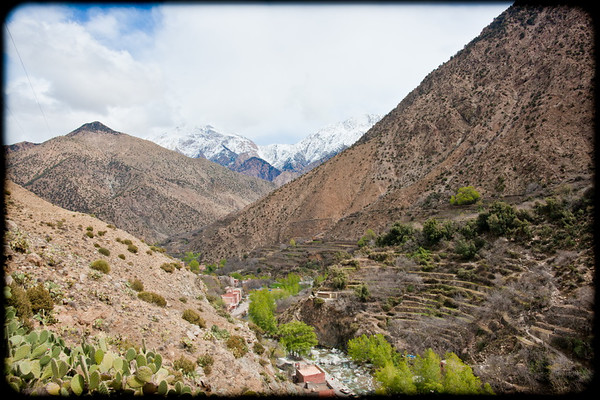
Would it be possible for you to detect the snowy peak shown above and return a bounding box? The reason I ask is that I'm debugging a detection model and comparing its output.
[147,114,381,183]
[148,124,259,160]
[258,114,381,171]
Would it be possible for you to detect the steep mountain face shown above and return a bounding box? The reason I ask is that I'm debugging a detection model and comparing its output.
[5,122,275,244]
[3,180,297,396]
[147,114,381,184]
[168,4,594,262]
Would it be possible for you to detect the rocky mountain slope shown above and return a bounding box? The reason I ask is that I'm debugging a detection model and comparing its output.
[3,180,299,395]
[168,4,594,262]
[147,114,381,184]
[276,182,594,394]
[5,122,275,244]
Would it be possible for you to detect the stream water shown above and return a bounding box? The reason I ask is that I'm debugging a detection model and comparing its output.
[307,347,376,395]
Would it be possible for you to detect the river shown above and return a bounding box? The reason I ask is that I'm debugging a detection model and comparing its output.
[307,346,376,396]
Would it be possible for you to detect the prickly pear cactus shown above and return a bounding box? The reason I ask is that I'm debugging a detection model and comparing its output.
[4,286,195,395]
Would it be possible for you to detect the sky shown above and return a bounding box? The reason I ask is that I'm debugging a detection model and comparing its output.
[2,2,511,146]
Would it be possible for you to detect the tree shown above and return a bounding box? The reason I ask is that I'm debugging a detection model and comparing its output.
[248,289,277,334]
[347,334,395,369]
[450,186,481,206]
[376,222,415,247]
[183,251,201,264]
[330,267,348,290]
[413,348,444,393]
[347,336,495,395]
[188,259,200,273]
[422,218,452,245]
[357,229,377,247]
[374,360,417,395]
[278,273,301,296]
[442,352,493,395]
[355,283,370,302]
[277,320,318,357]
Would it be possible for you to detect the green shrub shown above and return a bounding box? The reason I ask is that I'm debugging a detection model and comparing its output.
[477,201,524,237]
[358,229,377,247]
[85,231,94,238]
[173,356,196,376]
[454,239,478,260]
[129,278,144,292]
[197,354,214,375]
[450,186,481,206]
[90,259,110,274]
[7,283,32,320]
[118,254,126,260]
[182,309,206,328]
[422,218,453,245]
[26,284,54,314]
[137,291,166,307]
[355,283,370,302]
[196,354,214,368]
[226,335,249,358]
[98,247,110,256]
[253,342,265,355]
[376,222,415,247]
[127,243,138,254]
[160,263,175,273]
[330,267,348,290]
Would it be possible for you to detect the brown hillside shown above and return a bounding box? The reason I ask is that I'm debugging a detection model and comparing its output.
[2,180,297,395]
[5,122,275,244]
[172,4,594,262]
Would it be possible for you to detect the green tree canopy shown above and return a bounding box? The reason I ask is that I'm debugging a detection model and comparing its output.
[376,222,415,247]
[248,288,277,334]
[450,186,481,206]
[277,320,318,357]
[278,273,301,296]
[347,335,494,395]
[347,334,396,369]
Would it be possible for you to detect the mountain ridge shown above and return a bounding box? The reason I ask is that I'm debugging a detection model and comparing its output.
[167,4,594,262]
[5,122,276,244]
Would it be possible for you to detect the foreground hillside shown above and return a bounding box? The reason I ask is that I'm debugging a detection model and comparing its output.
[169,4,594,262]
[2,180,296,396]
[5,122,275,244]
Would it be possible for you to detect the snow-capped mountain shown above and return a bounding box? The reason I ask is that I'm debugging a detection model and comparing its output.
[148,125,259,161]
[258,114,382,171]
[146,114,381,184]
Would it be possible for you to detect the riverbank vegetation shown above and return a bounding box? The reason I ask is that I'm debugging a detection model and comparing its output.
[347,334,494,395]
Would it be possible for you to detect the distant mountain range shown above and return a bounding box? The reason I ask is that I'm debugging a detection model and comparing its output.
[5,122,275,243]
[146,114,381,185]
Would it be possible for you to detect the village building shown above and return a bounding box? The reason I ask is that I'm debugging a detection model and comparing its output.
[220,287,242,311]
[315,291,339,300]
[294,363,335,397]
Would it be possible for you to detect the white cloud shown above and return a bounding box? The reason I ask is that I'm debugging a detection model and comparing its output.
[3,3,511,145]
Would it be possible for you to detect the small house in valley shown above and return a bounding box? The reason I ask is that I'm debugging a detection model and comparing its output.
[221,287,242,311]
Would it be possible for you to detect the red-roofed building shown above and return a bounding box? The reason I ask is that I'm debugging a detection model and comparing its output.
[221,287,242,311]
[294,364,334,396]
[295,364,326,384]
